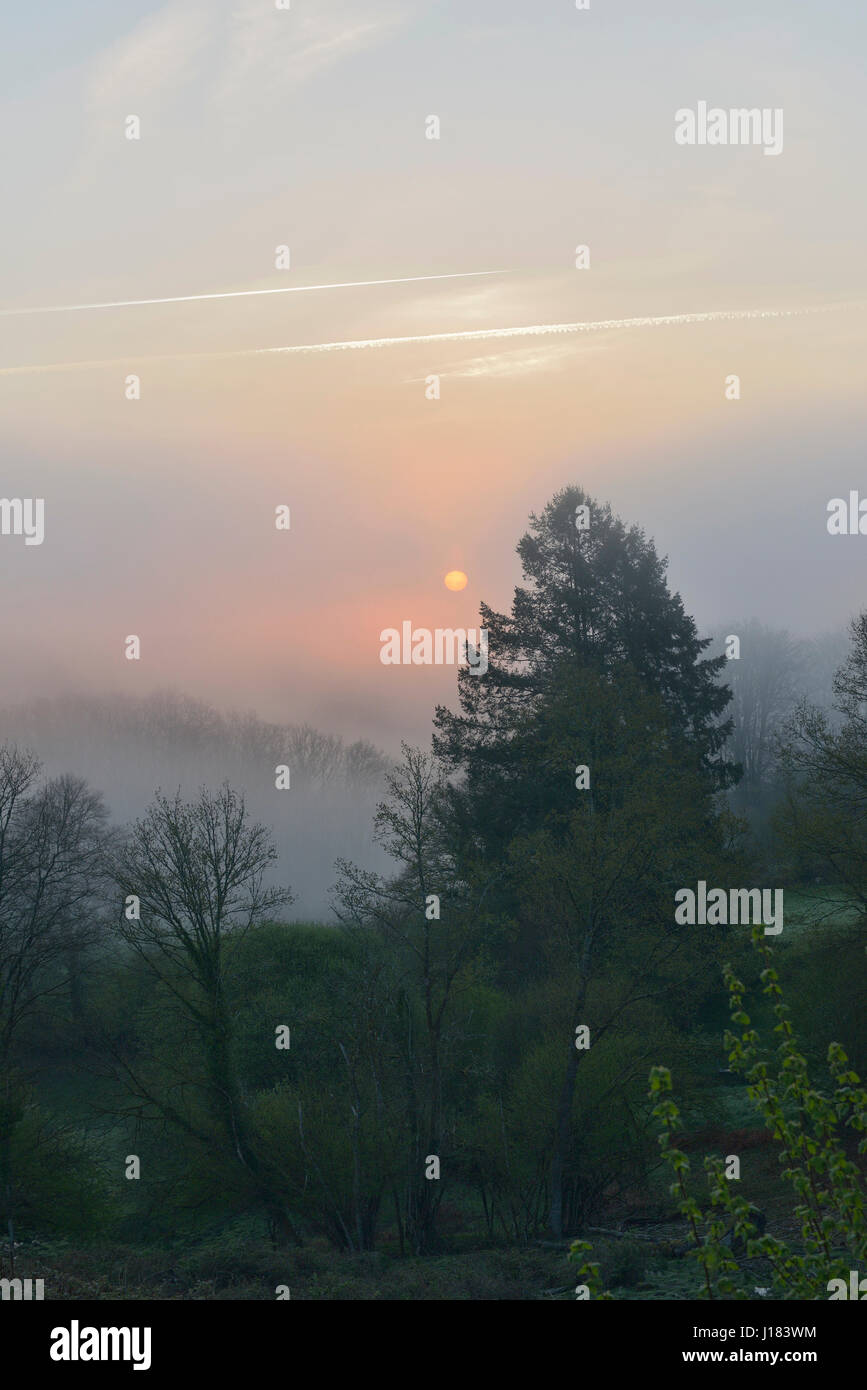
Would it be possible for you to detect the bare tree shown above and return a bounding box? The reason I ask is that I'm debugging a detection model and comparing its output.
[284,724,346,787]
[0,748,108,1068]
[107,783,299,1239]
[714,621,804,807]
[343,739,391,789]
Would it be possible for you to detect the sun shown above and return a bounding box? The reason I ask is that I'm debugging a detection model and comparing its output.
[444,570,468,591]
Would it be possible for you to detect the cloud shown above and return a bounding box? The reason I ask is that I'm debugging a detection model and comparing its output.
[79,0,413,158]
[85,1,210,119]
[407,341,595,380]
[218,0,410,112]
[390,279,522,328]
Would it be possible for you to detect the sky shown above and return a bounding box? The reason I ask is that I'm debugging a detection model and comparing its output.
[1,0,866,753]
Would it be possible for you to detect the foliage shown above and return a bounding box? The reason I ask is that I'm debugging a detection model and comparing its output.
[651,931,866,1299]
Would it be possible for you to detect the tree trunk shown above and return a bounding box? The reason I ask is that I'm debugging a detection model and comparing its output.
[549,966,591,1238]
[206,989,302,1245]
[549,1040,580,1238]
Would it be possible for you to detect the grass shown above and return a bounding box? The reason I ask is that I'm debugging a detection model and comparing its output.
[781,885,862,935]
[8,1234,575,1301]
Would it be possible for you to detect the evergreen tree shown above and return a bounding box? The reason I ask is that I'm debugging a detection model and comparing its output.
[433,486,735,858]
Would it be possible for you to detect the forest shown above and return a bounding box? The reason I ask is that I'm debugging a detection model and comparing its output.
[2,485,865,1301]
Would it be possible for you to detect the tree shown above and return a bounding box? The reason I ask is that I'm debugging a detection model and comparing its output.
[713,621,803,811]
[107,783,298,1239]
[0,746,108,1263]
[776,613,867,909]
[333,745,497,1253]
[800,629,851,723]
[433,486,734,861]
[575,933,867,1300]
[0,749,108,1069]
[647,933,867,1301]
[237,921,405,1252]
[500,663,735,1236]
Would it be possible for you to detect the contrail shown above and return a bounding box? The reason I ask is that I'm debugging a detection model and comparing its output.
[254,302,860,355]
[0,268,509,317]
[0,301,861,376]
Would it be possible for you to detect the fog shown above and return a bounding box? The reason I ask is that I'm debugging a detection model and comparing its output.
[0,689,393,920]
[0,617,851,922]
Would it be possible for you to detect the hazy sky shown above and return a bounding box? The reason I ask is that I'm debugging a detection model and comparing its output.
[2,0,866,751]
